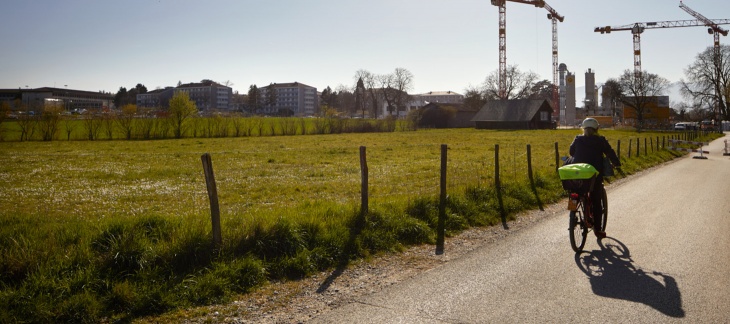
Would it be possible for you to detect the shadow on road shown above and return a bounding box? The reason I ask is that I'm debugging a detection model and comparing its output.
[574,237,685,318]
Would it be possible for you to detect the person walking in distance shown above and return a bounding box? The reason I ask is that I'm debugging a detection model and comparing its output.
[568,118,621,239]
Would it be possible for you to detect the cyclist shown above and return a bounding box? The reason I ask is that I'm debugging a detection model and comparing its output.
[568,118,621,239]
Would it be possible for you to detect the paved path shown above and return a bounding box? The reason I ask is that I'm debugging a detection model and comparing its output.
[312,134,730,323]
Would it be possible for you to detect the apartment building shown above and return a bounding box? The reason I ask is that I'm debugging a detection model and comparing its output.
[258,82,318,116]
[175,80,233,111]
[136,87,174,109]
[135,81,232,111]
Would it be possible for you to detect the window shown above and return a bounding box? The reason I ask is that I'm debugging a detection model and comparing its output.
[540,111,549,121]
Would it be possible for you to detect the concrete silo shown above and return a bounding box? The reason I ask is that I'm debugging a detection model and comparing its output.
[559,63,577,127]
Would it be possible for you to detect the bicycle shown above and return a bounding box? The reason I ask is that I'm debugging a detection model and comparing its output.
[558,163,607,252]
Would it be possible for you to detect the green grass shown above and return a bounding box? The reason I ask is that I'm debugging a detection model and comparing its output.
[0,126,721,322]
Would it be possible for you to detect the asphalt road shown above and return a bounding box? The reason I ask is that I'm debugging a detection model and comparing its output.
[312,134,730,323]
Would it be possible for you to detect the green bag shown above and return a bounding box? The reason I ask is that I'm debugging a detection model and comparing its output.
[558,163,599,180]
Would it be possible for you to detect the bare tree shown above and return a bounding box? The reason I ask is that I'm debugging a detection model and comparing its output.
[101,113,115,140]
[602,78,623,120]
[62,116,77,140]
[617,69,670,131]
[680,45,730,121]
[335,84,355,116]
[82,114,103,140]
[483,65,539,100]
[115,104,137,140]
[38,104,63,141]
[671,100,689,121]
[14,99,38,141]
[354,70,380,118]
[390,68,414,117]
[463,85,487,111]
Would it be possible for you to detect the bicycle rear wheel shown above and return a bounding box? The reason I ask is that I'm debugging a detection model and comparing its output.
[597,186,608,232]
[569,197,588,253]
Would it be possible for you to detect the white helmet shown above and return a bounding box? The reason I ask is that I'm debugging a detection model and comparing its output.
[581,118,599,130]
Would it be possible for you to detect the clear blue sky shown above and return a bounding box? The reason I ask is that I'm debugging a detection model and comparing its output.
[1,0,728,101]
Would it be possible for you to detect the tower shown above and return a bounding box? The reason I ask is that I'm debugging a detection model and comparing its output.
[584,68,596,116]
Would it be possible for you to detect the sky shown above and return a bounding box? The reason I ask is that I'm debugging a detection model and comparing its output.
[1,0,729,103]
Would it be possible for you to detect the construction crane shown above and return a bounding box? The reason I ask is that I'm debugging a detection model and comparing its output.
[491,0,564,100]
[679,1,728,120]
[594,19,730,79]
[679,1,728,61]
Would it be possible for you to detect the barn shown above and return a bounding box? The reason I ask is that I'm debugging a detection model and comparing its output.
[417,102,478,128]
[471,99,555,130]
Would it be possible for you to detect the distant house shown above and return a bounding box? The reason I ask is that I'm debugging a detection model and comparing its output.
[621,96,671,129]
[471,99,554,130]
[418,102,477,128]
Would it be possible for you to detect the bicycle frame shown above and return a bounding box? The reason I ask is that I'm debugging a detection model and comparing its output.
[568,192,594,226]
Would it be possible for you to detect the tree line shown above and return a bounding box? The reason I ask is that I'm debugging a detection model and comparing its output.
[0,91,410,142]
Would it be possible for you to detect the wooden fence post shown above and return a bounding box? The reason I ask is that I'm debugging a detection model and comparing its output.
[437,144,447,254]
[617,140,621,159]
[359,146,368,216]
[649,137,653,153]
[628,139,632,158]
[636,138,640,157]
[527,144,543,211]
[494,144,500,189]
[527,144,534,185]
[201,153,222,249]
[644,137,648,155]
[554,142,559,173]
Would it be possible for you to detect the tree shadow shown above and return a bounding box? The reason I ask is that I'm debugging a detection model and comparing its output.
[496,185,509,230]
[316,210,366,294]
[575,237,685,318]
[529,180,544,211]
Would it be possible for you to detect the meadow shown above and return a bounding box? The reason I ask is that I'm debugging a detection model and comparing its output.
[0,125,718,322]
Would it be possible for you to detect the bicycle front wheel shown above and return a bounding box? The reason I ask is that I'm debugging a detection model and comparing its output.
[569,197,588,252]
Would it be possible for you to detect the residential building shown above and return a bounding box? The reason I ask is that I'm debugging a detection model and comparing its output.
[0,87,113,113]
[136,87,175,109]
[621,96,671,128]
[409,91,464,113]
[258,82,318,116]
[175,80,233,111]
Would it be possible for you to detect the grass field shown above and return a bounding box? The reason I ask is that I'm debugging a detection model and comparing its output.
[0,126,718,322]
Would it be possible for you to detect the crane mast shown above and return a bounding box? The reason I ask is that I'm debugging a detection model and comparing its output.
[491,0,563,103]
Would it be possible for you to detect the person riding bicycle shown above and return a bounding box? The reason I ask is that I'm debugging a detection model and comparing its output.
[568,117,621,239]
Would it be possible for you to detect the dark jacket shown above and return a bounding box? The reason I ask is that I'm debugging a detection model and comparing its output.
[569,134,621,177]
